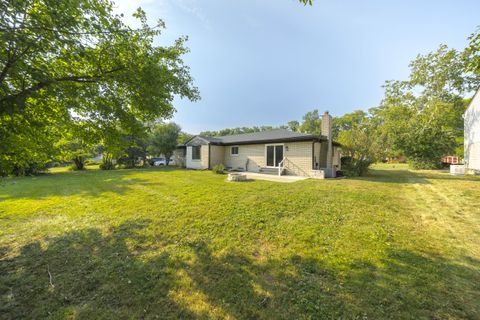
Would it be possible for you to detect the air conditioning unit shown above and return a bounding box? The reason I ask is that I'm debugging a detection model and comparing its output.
[450,165,465,176]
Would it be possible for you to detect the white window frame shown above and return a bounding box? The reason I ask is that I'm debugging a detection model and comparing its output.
[230,146,239,156]
[264,143,284,168]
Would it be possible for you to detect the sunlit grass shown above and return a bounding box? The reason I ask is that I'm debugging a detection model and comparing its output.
[1,165,479,319]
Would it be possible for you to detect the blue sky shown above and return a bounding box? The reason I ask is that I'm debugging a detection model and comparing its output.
[114,0,480,134]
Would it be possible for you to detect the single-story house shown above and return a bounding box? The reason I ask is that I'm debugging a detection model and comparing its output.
[465,88,480,174]
[176,112,341,178]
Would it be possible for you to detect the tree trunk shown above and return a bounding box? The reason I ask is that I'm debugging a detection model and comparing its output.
[73,157,85,170]
[165,153,172,166]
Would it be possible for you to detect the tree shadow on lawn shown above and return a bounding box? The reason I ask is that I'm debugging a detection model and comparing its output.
[1,221,479,319]
[0,169,168,201]
[352,169,431,184]
[414,171,480,182]
[354,168,480,185]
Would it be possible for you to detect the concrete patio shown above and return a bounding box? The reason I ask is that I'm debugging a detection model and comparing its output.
[242,172,308,183]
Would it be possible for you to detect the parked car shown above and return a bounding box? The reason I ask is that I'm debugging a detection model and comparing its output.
[154,158,166,166]
[148,157,164,166]
[151,157,175,166]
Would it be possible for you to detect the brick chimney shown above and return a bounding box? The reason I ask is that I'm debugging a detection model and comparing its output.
[321,111,335,178]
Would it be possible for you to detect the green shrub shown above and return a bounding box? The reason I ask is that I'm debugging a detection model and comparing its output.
[212,164,225,174]
[46,161,61,168]
[11,163,48,176]
[84,160,100,166]
[100,161,116,170]
[408,158,442,170]
[340,157,372,177]
[68,163,84,171]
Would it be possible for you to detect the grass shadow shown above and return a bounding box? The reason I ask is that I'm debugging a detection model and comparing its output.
[3,221,478,318]
[0,220,197,319]
[352,167,480,185]
[0,168,179,201]
[352,169,431,184]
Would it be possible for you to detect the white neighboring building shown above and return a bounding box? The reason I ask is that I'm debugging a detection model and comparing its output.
[465,88,480,174]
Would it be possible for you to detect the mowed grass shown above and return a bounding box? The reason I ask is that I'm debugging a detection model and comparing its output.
[1,165,480,319]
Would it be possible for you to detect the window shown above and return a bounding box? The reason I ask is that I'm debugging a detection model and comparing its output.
[192,146,201,160]
[231,146,239,156]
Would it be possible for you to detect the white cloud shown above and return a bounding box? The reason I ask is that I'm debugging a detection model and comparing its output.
[171,0,211,30]
[111,0,168,27]
[112,0,211,30]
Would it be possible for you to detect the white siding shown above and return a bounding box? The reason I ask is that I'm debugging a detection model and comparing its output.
[185,137,210,170]
[186,146,208,169]
[465,90,480,172]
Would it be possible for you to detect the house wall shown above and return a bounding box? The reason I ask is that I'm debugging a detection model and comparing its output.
[223,141,315,176]
[465,90,480,173]
[313,142,321,169]
[333,146,341,170]
[283,141,314,176]
[224,144,264,172]
[184,136,339,177]
[315,142,340,171]
[318,142,328,168]
[173,148,186,168]
[186,137,209,170]
[209,145,225,168]
[186,146,208,169]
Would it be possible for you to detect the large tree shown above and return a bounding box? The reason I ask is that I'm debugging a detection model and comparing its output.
[299,109,322,135]
[335,111,383,176]
[372,44,480,169]
[148,123,181,165]
[0,0,199,175]
[464,28,480,75]
[56,122,99,170]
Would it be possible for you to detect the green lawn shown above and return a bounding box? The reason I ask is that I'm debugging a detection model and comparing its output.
[1,165,480,319]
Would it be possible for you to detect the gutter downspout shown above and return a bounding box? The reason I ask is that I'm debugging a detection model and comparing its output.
[322,111,335,178]
[208,144,211,170]
[312,141,315,170]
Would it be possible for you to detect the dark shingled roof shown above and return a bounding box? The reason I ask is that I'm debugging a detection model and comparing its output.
[214,129,320,144]
[182,129,340,146]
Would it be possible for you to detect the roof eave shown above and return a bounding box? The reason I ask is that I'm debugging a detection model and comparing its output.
[181,133,342,147]
[217,135,322,146]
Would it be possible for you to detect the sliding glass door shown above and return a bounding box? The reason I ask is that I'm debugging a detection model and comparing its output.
[266,145,284,167]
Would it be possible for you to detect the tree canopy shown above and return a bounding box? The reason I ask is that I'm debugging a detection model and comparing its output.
[370,42,480,168]
[0,0,199,175]
[299,0,313,5]
[148,123,181,165]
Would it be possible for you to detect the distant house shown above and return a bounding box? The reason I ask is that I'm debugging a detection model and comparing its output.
[465,88,480,174]
[87,153,103,163]
[441,156,460,165]
[177,112,341,178]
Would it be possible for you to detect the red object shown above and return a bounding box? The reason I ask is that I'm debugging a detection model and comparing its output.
[442,156,459,164]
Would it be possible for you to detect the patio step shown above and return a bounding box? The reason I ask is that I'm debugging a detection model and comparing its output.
[260,167,280,175]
